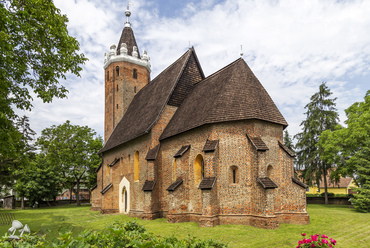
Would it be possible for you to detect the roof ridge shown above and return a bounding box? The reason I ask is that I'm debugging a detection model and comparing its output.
[195,58,243,86]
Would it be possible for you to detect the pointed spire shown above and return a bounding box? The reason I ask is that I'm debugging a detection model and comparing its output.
[125,4,131,27]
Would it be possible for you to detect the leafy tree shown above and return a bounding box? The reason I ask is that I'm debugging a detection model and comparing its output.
[319,90,370,212]
[37,121,103,206]
[0,0,87,162]
[0,115,35,201]
[14,154,65,207]
[294,82,339,204]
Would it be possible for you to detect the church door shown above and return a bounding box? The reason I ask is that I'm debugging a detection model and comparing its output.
[119,177,130,214]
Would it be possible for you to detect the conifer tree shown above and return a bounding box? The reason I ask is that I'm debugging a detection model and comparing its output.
[295,82,339,204]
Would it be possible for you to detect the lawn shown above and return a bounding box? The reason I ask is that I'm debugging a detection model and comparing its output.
[1,204,369,247]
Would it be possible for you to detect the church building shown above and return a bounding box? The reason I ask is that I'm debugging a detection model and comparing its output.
[91,8,309,229]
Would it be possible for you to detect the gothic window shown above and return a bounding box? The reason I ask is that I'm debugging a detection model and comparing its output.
[134,150,140,181]
[116,66,119,76]
[134,86,136,93]
[107,165,110,176]
[230,166,238,184]
[133,69,137,79]
[194,154,204,186]
[107,71,109,81]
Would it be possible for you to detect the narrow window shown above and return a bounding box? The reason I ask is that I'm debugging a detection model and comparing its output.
[116,104,119,109]
[107,71,109,81]
[134,86,136,93]
[133,69,137,79]
[194,154,204,186]
[230,166,238,184]
[134,150,139,181]
[107,165,110,175]
[117,84,119,91]
[116,66,119,76]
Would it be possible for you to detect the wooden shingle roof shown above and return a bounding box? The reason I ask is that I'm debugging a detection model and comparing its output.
[99,49,203,154]
[202,140,219,152]
[145,144,160,161]
[166,178,183,191]
[116,26,140,57]
[257,177,278,189]
[278,141,295,157]
[174,145,190,158]
[160,58,288,140]
[246,134,269,151]
[292,178,308,189]
[142,180,156,191]
[199,177,217,190]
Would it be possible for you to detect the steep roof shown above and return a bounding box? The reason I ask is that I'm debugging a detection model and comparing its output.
[99,48,204,154]
[116,26,140,58]
[160,58,288,140]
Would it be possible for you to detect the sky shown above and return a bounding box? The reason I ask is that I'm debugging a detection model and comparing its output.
[19,0,370,142]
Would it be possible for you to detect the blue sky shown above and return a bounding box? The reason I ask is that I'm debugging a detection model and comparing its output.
[19,0,370,141]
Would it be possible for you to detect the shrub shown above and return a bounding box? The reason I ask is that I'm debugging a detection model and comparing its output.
[0,220,228,247]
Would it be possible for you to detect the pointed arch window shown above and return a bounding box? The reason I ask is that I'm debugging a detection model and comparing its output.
[194,154,204,186]
[173,158,177,181]
[133,69,137,79]
[134,151,140,181]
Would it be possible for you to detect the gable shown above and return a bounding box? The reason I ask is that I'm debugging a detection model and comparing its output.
[99,48,204,154]
[160,58,288,140]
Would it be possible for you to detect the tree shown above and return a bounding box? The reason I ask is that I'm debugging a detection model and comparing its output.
[0,0,87,161]
[37,121,102,206]
[294,82,339,204]
[14,154,65,207]
[0,115,35,200]
[319,90,370,212]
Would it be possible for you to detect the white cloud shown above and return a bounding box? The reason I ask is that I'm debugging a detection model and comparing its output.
[20,0,370,142]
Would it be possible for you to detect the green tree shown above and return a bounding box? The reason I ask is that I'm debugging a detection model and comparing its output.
[14,154,65,207]
[294,82,339,204]
[0,115,35,200]
[319,90,370,212]
[0,0,87,162]
[37,121,102,206]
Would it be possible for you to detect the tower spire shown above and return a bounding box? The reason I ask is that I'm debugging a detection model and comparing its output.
[125,3,131,27]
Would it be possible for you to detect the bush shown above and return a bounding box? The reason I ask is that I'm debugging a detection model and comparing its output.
[0,220,228,247]
[320,192,335,197]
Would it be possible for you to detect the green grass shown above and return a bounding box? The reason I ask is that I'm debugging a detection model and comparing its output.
[1,204,369,247]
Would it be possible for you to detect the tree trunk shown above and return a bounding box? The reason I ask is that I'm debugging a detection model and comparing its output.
[21,197,25,209]
[323,168,329,205]
[76,180,81,206]
[69,186,73,204]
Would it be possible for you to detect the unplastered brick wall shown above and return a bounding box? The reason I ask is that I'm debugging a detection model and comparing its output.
[104,60,150,142]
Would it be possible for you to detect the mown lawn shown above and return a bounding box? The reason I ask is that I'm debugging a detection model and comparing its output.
[1,204,369,247]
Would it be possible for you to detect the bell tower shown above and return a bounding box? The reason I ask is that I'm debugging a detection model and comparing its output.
[103,6,151,142]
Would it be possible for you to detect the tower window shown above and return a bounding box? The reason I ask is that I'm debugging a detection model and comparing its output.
[116,66,119,76]
[116,104,118,109]
[117,85,119,91]
[133,69,137,79]
[134,86,136,93]
[107,71,109,81]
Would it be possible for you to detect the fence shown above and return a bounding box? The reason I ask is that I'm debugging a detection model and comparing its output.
[0,213,15,226]
[307,196,351,205]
